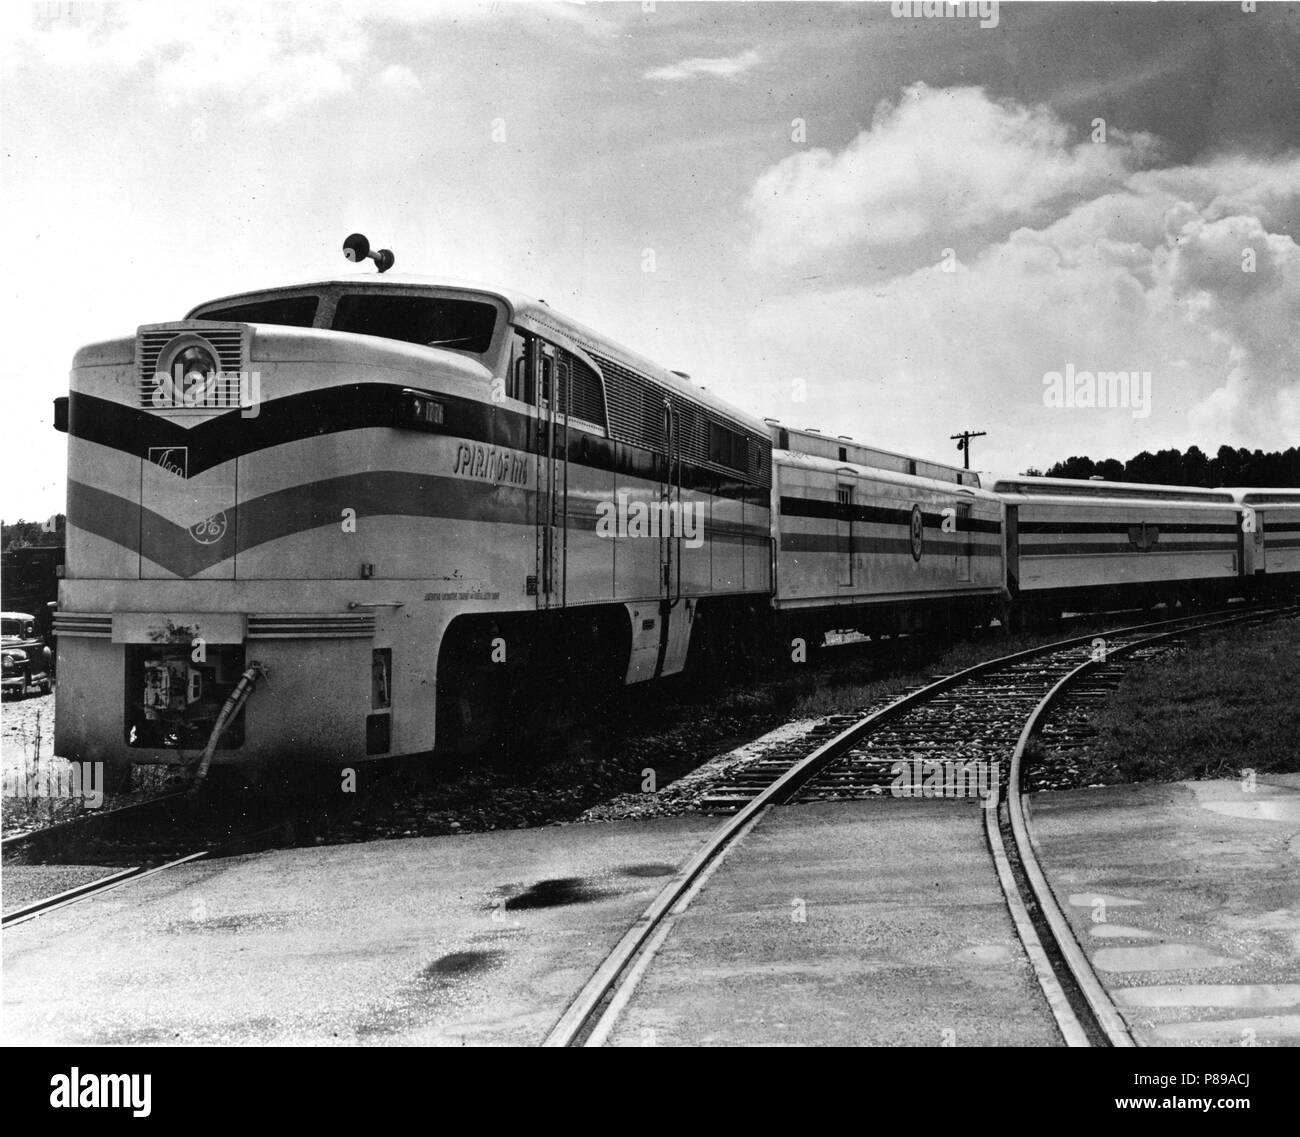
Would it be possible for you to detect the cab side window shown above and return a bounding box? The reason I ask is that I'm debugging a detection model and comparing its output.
[539,351,553,409]
[508,329,533,403]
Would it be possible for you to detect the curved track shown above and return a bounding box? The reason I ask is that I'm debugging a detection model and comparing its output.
[543,602,1296,1047]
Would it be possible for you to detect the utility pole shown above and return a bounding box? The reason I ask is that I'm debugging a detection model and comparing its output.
[950,430,987,470]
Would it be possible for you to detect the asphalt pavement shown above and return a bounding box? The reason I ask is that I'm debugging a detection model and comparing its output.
[4,776,1296,1046]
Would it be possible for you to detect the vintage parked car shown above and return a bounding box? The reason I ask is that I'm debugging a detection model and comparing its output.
[1,611,54,697]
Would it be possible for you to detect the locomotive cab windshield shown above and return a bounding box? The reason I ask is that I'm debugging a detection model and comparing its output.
[331,293,496,354]
[191,286,501,360]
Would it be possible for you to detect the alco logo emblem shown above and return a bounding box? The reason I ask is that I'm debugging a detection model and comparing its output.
[148,447,187,478]
[909,504,924,561]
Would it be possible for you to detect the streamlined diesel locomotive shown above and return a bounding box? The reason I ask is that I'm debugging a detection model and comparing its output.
[50,238,1298,775]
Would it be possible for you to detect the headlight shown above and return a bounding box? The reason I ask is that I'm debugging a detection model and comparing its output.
[175,344,217,388]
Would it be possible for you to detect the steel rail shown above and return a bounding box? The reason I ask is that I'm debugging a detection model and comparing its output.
[998,602,1296,1047]
[542,601,1291,1046]
[1,787,354,928]
[2,851,209,928]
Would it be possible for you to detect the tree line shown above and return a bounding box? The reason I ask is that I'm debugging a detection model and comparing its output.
[3,515,65,550]
[1023,445,1300,488]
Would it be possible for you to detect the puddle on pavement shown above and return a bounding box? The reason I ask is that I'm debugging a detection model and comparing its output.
[164,912,292,934]
[1089,925,1158,939]
[1197,799,1300,823]
[1217,908,1300,933]
[353,949,508,1037]
[423,949,505,982]
[102,1020,281,1045]
[1068,893,1144,908]
[619,863,677,878]
[1093,943,1240,972]
[503,877,612,910]
[1151,1015,1300,1043]
[1115,984,1300,1009]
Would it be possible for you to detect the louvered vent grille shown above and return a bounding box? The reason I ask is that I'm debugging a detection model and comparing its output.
[51,613,112,638]
[591,351,769,486]
[595,353,654,448]
[248,614,376,639]
[137,325,249,410]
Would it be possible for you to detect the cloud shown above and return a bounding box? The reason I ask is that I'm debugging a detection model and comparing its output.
[644,49,760,83]
[7,1,375,121]
[1167,210,1300,445]
[4,1,605,120]
[376,63,423,97]
[747,127,1300,466]
[748,83,1162,266]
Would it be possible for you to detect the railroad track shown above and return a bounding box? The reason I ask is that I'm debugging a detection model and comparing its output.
[694,605,1288,808]
[2,783,354,928]
[1,790,190,864]
[1,852,212,929]
[543,601,1297,1047]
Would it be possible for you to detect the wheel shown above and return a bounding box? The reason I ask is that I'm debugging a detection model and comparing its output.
[39,677,52,695]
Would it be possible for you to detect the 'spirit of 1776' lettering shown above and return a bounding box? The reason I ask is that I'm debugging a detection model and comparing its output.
[452,442,528,486]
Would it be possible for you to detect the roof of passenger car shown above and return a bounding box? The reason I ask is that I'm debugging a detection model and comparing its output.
[990,475,1236,504]
[1221,487,1300,505]
[780,449,1003,501]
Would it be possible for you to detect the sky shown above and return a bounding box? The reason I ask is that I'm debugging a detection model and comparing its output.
[2,0,1298,521]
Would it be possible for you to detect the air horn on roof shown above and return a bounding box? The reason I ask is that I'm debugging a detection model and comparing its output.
[343,233,395,273]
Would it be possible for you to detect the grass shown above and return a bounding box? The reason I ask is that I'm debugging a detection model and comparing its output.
[1069,616,1300,785]
[1,699,79,831]
[1,695,174,838]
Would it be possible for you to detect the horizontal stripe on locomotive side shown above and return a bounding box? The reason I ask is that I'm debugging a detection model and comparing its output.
[775,584,1005,607]
[69,470,771,578]
[1018,520,1239,535]
[1019,540,1238,556]
[214,516,759,595]
[780,533,1003,556]
[778,495,1002,533]
[64,387,769,506]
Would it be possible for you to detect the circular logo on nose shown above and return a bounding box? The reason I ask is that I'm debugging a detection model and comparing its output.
[189,511,228,545]
[910,504,924,561]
